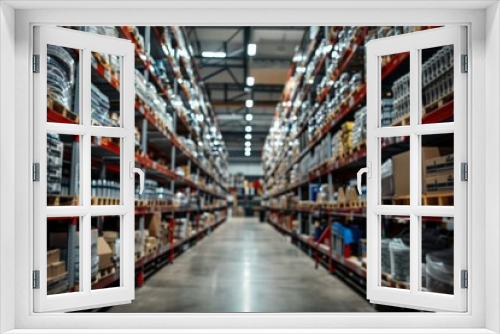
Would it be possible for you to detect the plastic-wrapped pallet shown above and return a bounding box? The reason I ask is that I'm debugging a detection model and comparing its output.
[47,134,64,194]
[352,106,367,148]
[381,238,392,274]
[381,98,394,127]
[90,84,111,126]
[422,46,454,108]
[389,238,410,282]
[331,132,340,160]
[47,45,75,112]
[425,249,454,294]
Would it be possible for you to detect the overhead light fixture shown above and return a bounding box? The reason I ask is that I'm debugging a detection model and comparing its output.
[245,151,251,156]
[245,100,254,108]
[202,51,226,58]
[247,44,257,56]
[245,148,251,153]
[245,113,253,121]
[245,133,252,140]
[246,76,255,87]
[196,114,204,122]
[245,125,252,132]
[245,141,251,147]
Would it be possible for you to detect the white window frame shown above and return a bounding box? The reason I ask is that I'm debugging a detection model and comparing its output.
[33,26,136,312]
[0,2,498,334]
[365,26,467,312]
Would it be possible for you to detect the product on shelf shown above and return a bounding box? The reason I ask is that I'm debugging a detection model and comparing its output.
[389,238,410,282]
[90,83,112,126]
[47,134,64,194]
[47,45,76,112]
[425,248,454,294]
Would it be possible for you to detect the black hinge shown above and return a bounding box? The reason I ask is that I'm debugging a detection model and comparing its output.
[461,162,468,181]
[461,270,468,289]
[33,270,40,289]
[33,163,40,182]
[33,54,40,73]
[461,54,468,73]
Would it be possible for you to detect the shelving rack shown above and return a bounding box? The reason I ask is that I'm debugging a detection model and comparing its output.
[46,26,229,294]
[261,26,454,297]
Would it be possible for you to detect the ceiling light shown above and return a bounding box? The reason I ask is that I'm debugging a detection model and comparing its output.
[245,134,252,140]
[196,114,204,122]
[246,76,255,87]
[245,141,251,147]
[247,44,257,56]
[245,100,254,108]
[245,151,251,156]
[245,113,253,121]
[245,126,252,132]
[202,51,226,58]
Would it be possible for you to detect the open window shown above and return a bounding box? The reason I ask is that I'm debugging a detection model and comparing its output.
[361,26,467,312]
[33,26,139,312]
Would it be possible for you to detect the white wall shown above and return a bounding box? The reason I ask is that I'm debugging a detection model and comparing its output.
[0,2,16,333]
[485,2,500,332]
[228,163,263,176]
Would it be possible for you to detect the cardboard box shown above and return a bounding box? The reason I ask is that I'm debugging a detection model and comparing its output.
[49,229,98,281]
[103,231,119,254]
[97,237,113,270]
[48,261,66,278]
[425,173,454,192]
[425,153,454,175]
[391,147,441,197]
[147,212,162,237]
[47,249,60,265]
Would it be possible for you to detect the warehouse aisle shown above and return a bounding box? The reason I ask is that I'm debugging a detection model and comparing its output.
[108,217,374,312]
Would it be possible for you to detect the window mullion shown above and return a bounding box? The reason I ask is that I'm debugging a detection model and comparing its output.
[409,48,420,294]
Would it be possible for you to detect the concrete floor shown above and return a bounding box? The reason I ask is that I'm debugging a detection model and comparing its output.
[108,217,374,313]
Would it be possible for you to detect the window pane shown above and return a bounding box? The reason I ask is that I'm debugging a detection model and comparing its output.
[47,217,81,294]
[421,45,454,124]
[381,137,410,205]
[421,216,454,295]
[47,45,80,124]
[91,136,121,205]
[381,52,410,127]
[47,133,80,206]
[91,52,121,127]
[92,215,121,290]
[422,134,454,206]
[380,215,410,290]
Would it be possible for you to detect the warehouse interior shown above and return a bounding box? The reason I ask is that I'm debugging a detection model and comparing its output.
[44,25,454,312]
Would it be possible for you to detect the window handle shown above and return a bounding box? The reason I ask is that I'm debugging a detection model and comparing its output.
[129,161,144,194]
[357,162,371,195]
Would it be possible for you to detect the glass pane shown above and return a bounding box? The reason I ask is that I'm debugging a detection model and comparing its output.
[91,136,121,205]
[91,52,121,127]
[381,137,410,205]
[47,45,79,124]
[421,45,454,124]
[421,216,454,294]
[92,216,121,290]
[422,134,454,206]
[381,52,410,127]
[380,215,410,290]
[47,133,80,206]
[47,217,80,294]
